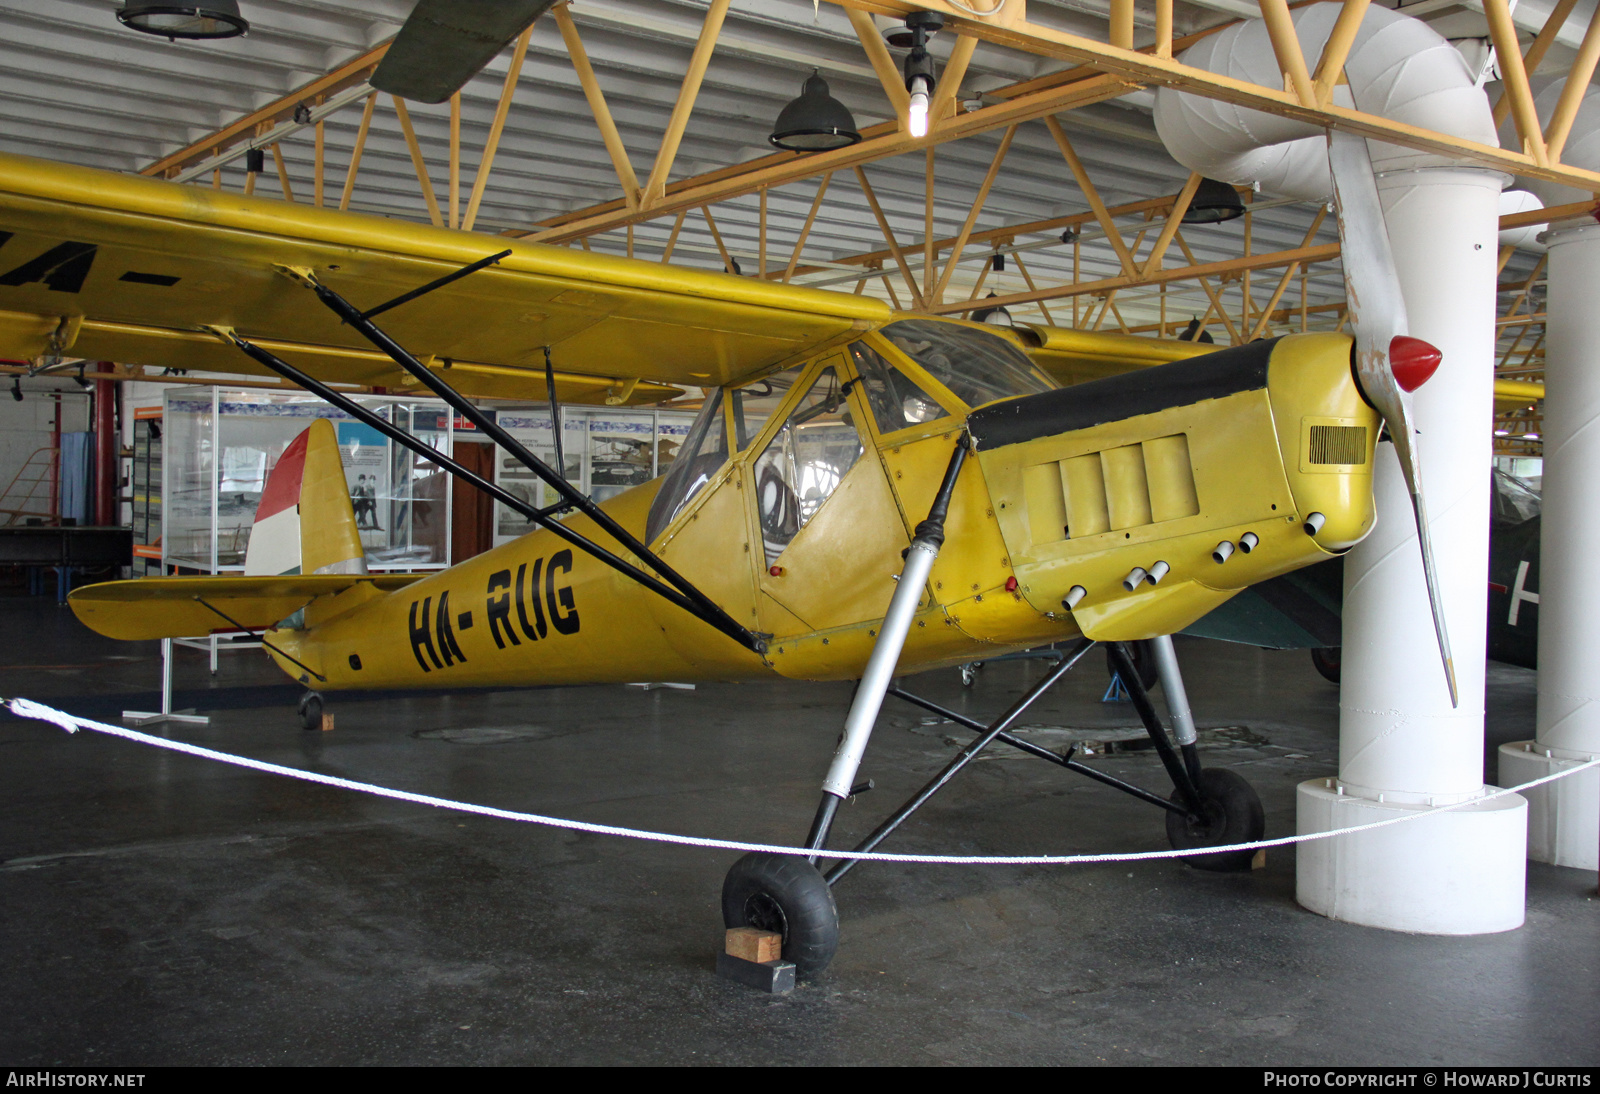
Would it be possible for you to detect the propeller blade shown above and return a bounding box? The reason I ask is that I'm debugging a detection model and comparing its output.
[1326,130,1459,707]
[372,0,556,104]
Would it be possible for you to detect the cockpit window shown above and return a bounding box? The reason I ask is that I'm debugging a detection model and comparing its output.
[753,366,863,564]
[882,319,1054,409]
[645,390,727,543]
[729,363,808,451]
[850,342,950,435]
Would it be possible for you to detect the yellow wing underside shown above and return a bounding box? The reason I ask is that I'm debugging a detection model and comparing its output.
[68,574,421,641]
[0,152,888,403]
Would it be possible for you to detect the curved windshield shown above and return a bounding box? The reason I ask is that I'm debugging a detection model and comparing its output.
[645,390,726,543]
[850,342,949,434]
[881,319,1054,408]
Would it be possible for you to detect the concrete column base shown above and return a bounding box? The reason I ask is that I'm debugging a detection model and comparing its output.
[1498,742,1599,871]
[1295,779,1527,933]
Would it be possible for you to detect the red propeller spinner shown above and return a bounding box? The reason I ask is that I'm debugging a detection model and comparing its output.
[1389,335,1442,392]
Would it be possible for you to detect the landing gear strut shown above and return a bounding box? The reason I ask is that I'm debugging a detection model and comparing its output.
[720,439,1264,984]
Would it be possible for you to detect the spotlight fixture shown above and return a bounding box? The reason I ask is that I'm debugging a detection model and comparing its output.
[902,11,944,139]
[1182,177,1247,224]
[1059,225,1081,244]
[245,147,265,174]
[991,252,1005,273]
[970,292,1014,328]
[769,71,861,152]
[116,1,249,40]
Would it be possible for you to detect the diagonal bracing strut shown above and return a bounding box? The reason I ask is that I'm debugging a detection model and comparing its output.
[273,264,764,654]
[211,326,764,653]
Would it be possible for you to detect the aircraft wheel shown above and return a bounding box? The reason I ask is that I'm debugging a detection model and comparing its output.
[1165,768,1264,873]
[296,691,324,732]
[722,852,838,978]
[960,662,982,687]
[1105,640,1159,692]
[1310,647,1341,684]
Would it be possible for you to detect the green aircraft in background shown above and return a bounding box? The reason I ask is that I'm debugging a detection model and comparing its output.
[1183,469,1541,677]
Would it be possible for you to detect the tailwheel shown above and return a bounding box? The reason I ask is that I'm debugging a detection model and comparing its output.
[296,690,324,732]
[722,853,838,978]
[1165,768,1264,872]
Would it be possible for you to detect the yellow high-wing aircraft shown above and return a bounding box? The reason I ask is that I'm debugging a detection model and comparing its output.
[0,149,1426,979]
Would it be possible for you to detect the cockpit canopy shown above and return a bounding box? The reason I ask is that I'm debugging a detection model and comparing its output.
[645,319,1055,544]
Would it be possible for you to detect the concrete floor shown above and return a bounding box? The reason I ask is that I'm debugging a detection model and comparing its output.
[0,594,1594,1066]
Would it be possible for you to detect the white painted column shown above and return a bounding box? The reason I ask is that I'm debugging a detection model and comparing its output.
[1297,167,1527,933]
[1499,222,1600,872]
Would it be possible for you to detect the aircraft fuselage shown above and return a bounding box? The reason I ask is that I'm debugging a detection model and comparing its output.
[263,331,1380,691]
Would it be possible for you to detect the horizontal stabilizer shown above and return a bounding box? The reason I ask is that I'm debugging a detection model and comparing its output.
[69,574,421,641]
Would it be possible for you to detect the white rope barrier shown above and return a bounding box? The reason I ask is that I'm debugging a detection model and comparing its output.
[8,695,1597,866]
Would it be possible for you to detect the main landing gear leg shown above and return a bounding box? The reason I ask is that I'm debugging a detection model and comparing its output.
[1115,637,1265,871]
[721,437,970,981]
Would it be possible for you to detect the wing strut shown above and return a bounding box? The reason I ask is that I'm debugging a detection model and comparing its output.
[211,326,767,656]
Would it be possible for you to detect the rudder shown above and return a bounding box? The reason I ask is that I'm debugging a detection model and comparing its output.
[244,419,367,577]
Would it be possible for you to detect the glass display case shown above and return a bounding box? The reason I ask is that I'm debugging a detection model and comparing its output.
[160,387,460,574]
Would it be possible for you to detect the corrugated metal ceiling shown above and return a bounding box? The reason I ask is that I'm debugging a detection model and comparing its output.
[0,0,1562,332]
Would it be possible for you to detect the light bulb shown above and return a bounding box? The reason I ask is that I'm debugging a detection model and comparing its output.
[908,88,929,138]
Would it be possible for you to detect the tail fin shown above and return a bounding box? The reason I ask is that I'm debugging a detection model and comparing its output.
[244,419,367,577]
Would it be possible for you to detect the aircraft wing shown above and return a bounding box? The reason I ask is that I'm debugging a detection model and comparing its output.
[69,573,422,641]
[0,152,889,403]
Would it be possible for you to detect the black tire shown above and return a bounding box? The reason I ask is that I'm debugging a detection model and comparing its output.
[1310,646,1341,684]
[1165,767,1265,872]
[297,691,324,732]
[1105,639,1160,692]
[722,852,838,978]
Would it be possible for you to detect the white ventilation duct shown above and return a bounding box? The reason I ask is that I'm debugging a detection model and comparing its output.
[1498,190,1547,252]
[1499,77,1600,209]
[1157,2,1528,935]
[1153,2,1499,201]
[1499,74,1600,872]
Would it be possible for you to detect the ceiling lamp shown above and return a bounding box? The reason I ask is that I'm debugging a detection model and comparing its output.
[1182,178,1246,224]
[902,12,944,139]
[770,72,861,152]
[971,293,1014,328]
[117,1,248,40]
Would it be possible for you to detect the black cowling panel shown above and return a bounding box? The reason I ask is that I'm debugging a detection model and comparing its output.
[967,338,1278,450]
